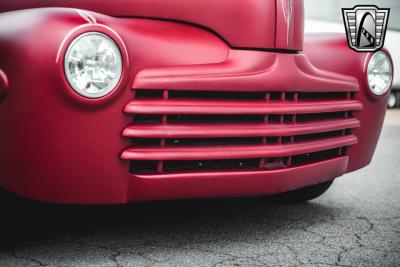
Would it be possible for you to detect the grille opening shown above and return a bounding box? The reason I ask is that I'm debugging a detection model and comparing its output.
[130,160,159,173]
[282,136,293,144]
[267,137,280,145]
[268,114,282,124]
[284,114,295,123]
[163,159,261,172]
[295,130,344,143]
[129,148,345,174]
[166,137,263,147]
[169,90,266,101]
[285,92,296,101]
[133,90,355,102]
[262,157,288,169]
[270,92,282,101]
[346,110,355,118]
[296,111,347,123]
[344,128,353,135]
[168,114,265,124]
[291,148,342,166]
[134,114,163,124]
[298,92,349,101]
[135,90,163,99]
[132,138,161,147]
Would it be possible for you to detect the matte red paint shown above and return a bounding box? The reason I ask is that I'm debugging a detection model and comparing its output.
[0,3,390,204]
[0,69,8,99]
[275,0,304,50]
[129,157,349,201]
[122,119,361,139]
[124,99,363,115]
[121,136,358,161]
[303,34,392,172]
[0,0,277,49]
[132,50,359,92]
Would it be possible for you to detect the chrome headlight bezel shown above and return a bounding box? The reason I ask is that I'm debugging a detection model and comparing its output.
[64,32,123,99]
[367,51,393,96]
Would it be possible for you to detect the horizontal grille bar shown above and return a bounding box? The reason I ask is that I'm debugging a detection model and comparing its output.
[123,118,360,139]
[121,135,357,161]
[124,99,363,115]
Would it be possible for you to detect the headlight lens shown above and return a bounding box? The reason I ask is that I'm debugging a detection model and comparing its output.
[64,32,123,98]
[367,51,393,96]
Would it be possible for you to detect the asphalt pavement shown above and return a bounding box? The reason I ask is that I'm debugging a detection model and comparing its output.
[0,111,399,267]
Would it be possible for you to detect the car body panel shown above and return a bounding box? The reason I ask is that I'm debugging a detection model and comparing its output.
[0,5,389,204]
[0,0,280,50]
[304,33,390,171]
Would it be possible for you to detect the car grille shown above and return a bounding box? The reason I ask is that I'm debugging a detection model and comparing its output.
[121,89,361,174]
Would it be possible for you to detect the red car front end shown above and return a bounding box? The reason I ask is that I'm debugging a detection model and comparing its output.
[0,0,392,204]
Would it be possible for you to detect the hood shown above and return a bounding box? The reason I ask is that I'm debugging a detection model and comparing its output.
[0,0,304,51]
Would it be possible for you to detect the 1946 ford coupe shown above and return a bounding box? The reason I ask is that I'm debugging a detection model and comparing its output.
[0,0,393,205]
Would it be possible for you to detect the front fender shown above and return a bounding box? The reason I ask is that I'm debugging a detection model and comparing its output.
[304,33,391,172]
[0,8,229,204]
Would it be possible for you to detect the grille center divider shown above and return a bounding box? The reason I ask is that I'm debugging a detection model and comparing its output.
[121,89,361,174]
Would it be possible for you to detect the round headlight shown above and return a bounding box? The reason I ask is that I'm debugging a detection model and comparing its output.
[367,51,393,96]
[64,32,123,98]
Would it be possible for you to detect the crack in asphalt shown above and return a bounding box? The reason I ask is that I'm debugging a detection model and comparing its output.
[11,249,47,267]
[1,205,399,267]
[72,241,123,267]
[1,209,399,266]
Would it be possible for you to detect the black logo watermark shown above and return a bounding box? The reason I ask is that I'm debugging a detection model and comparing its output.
[342,5,390,52]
